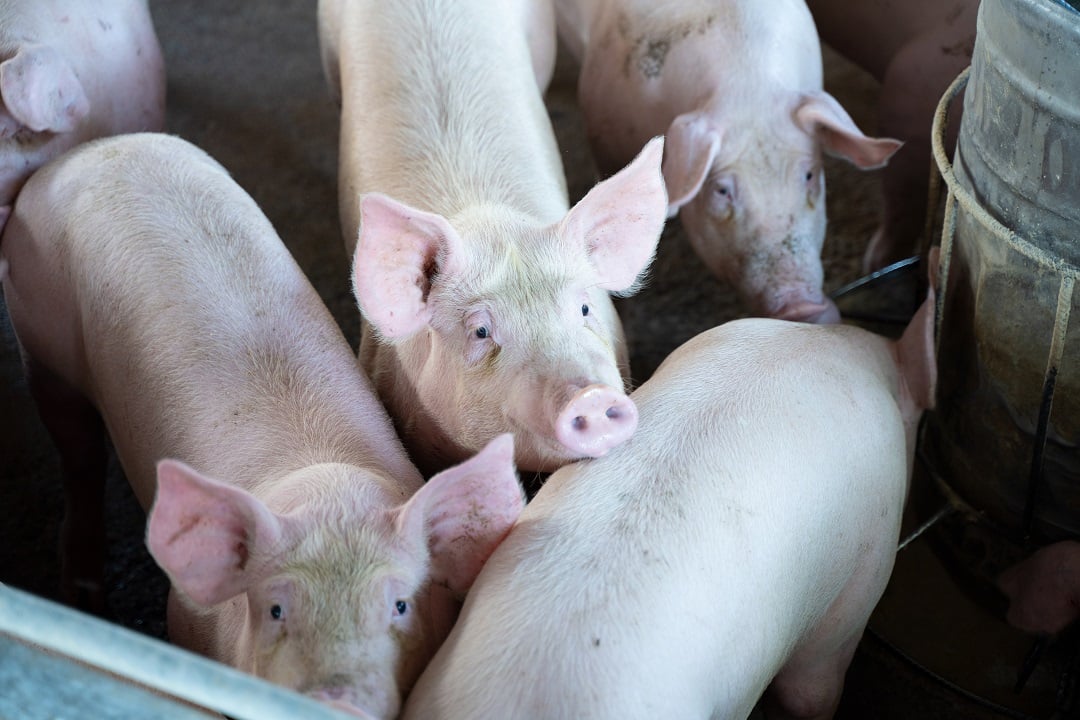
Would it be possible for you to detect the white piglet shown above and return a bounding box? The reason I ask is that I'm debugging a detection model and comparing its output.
[403,292,937,720]
[0,0,165,228]
[556,0,903,323]
[0,133,524,720]
[319,0,669,475]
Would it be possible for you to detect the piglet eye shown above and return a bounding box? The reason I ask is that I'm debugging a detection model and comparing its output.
[805,170,814,183]
[270,604,283,620]
[474,326,489,340]
[394,600,409,616]
[581,304,590,317]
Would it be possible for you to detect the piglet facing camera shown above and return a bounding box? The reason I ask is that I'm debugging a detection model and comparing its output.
[320,0,669,476]
[147,435,523,720]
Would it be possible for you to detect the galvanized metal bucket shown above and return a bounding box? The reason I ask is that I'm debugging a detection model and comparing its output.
[922,0,1080,542]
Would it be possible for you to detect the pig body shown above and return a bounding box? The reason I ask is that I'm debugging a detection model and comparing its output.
[555,0,902,323]
[806,0,978,272]
[403,296,937,720]
[318,0,669,475]
[0,133,524,720]
[0,0,165,227]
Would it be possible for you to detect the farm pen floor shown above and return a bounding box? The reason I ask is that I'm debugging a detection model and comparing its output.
[0,1,1065,718]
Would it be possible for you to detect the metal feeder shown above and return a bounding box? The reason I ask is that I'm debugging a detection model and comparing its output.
[839,0,1080,716]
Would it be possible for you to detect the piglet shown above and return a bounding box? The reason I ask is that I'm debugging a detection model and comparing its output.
[318,0,669,476]
[402,291,937,720]
[806,0,978,272]
[0,0,165,229]
[0,133,524,720]
[555,0,902,323]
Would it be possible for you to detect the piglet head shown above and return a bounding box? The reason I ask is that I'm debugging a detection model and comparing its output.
[663,94,901,324]
[146,435,523,719]
[353,139,667,472]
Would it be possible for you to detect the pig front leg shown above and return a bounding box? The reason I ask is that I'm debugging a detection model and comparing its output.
[23,354,109,615]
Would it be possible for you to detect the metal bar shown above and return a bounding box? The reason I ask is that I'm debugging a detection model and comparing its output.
[0,583,357,720]
[828,255,921,301]
[1021,274,1075,540]
[897,503,955,552]
[930,68,969,355]
[921,149,945,258]
[1,635,216,720]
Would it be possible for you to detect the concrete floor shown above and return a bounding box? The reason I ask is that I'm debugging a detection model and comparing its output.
[0,1,1069,718]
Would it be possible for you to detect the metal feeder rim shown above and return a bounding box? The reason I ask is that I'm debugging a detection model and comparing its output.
[931,67,1080,281]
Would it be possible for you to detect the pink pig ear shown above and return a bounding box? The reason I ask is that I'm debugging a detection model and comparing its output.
[395,434,524,595]
[559,136,668,294]
[352,193,464,340]
[794,91,902,170]
[0,44,89,133]
[896,285,937,412]
[147,459,284,607]
[662,111,722,216]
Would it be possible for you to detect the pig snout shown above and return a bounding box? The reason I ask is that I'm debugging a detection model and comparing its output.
[774,296,841,324]
[555,384,639,457]
[306,687,383,719]
[757,286,840,325]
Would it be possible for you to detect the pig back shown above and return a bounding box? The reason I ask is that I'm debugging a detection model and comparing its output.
[331,0,567,245]
[0,133,415,507]
[404,318,911,718]
[576,0,823,168]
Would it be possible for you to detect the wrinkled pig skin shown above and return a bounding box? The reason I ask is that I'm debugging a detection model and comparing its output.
[403,293,937,720]
[999,541,1080,637]
[806,0,978,273]
[319,0,669,476]
[555,0,903,324]
[0,133,525,720]
[0,0,166,229]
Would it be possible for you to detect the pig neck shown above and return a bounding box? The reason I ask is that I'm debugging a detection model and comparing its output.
[336,0,568,234]
[362,322,477,477]
[92,277,421,508]
[174,325,421,498]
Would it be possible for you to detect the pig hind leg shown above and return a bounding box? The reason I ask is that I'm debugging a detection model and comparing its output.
[763,528,898,719]
[24,354,109,615]
[760,630,861,720]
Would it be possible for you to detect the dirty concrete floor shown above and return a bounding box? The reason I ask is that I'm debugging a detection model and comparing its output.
[0,2,1067,718]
